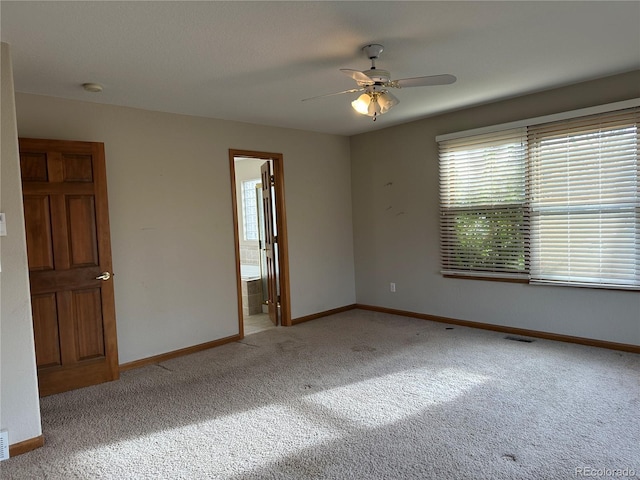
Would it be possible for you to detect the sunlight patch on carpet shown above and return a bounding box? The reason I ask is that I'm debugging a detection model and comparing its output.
[68,404,341,475]
[304,367,489,427]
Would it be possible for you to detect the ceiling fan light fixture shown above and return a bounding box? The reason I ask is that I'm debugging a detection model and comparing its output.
[352,91,397,119]
[367,95,381,117]
[352,93,372,115]
[378,91,399,113]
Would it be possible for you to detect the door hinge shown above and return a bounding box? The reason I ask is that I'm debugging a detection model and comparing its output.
[270,175,275,186]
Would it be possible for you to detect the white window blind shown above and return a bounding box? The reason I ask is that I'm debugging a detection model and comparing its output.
[439,128,529,278]
[242,179,260,241]
[529,108,640,289]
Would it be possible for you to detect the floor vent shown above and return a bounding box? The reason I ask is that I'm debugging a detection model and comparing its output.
[0,429,9,461]
[505,336,534,343]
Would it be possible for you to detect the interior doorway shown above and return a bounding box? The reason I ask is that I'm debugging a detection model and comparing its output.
[229,150,291,337]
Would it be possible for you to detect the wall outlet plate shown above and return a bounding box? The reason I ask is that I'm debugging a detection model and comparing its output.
[0,429,9,461]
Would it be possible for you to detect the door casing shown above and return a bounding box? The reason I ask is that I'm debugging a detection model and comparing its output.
[229,149,291,336]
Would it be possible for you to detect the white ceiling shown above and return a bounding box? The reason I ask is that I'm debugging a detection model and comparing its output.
[2,1,639,136]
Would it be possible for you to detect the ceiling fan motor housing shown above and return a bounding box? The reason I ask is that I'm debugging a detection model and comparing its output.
[363,69,390,84]
[361,44,389,84]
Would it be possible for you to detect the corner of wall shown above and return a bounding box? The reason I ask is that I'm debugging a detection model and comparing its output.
[0,41,43,447]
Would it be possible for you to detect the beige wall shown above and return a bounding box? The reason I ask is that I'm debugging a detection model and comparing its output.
[0,43,42,447]
[351,70,640,346]
[15,94,356,364]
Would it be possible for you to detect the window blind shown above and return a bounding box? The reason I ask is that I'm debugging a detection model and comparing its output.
[242,179,260,241]
[528,108,640,289]
[439,128,529,278]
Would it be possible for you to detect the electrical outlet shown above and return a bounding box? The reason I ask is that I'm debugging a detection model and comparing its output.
[390,282,396,292]
[0,429,9,461]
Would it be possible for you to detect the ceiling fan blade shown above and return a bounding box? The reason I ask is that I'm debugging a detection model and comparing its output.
[392,74,457,88]
[301,88,364,102]
[340,69,374,84]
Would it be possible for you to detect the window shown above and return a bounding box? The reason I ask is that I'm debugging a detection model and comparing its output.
[438,106,640,289]
[242,179,260,241]
[529,110,639,288]
[439,128,529,279]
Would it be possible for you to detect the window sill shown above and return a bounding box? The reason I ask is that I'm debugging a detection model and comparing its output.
[443,274,639,291]
[443,274,528,284]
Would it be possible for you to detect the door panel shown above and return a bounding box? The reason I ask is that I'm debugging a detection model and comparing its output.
[20,152,49,181]
[32,293,61,368]
[62,154,93,182]
[67,196,98,267]
[19,138,119,396]
[23,196,54,271]
[73,288,105,360]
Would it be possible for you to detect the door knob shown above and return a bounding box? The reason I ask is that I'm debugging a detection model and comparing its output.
[95,272,111,281]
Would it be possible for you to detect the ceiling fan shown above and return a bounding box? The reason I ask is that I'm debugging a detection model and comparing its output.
[303,44,456,121]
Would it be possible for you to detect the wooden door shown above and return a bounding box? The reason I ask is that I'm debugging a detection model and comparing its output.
[19,138,119,397]
[261,161,278,325]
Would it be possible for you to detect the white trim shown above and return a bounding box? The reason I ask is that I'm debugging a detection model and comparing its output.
[530,280,640,291]
[436,99,640,142]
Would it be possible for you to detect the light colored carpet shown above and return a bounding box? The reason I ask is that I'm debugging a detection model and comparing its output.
[2,309,638,479]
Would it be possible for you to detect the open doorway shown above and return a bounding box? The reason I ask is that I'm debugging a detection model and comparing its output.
[229,150,291,337]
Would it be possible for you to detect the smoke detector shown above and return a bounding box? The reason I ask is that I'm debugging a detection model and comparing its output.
[82,83,103,93]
